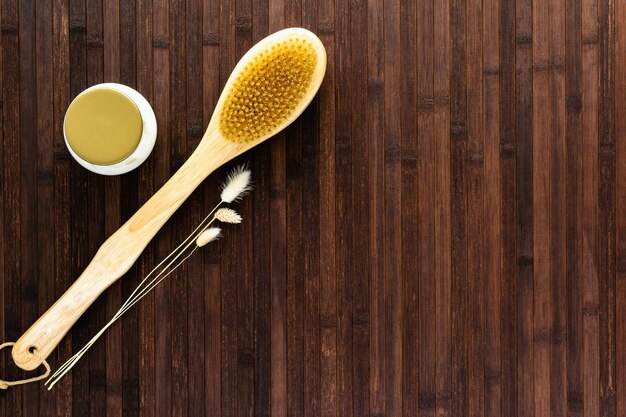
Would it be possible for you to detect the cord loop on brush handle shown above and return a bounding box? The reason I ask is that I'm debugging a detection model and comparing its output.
[0,343,50,389]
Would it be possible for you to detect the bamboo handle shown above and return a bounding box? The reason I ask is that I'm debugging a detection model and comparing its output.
[12,135,238,370]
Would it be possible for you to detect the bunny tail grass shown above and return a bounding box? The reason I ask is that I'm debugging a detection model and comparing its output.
[220,165,252,203]
[196,227,222,247]
[214,208,243,224]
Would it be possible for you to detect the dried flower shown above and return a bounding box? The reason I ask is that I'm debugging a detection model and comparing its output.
[221,165,252,203]
[48,167,253,389]
[196,227,222,247]
[214,208,242,224]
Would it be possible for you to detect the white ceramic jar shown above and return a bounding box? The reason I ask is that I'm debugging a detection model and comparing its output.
[63,83,157,175]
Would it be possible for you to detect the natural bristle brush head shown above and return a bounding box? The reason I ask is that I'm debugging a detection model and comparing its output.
[213,28,326,144]
[220,39,317,142]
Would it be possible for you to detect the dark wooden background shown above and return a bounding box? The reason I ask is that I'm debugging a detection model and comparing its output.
[0,0,625,416]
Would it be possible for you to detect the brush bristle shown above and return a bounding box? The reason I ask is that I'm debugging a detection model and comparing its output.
[219,36,318,143]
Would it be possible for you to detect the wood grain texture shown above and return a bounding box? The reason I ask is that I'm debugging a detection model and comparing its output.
[0,0,624,415]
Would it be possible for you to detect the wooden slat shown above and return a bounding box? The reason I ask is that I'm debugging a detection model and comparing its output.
[18,0,38,414]
[219,2,237,417]
[466,0,484,414]
[1,0,21,415]
[499,0,518,414]
[285,69,304,417]
[401,0,418,414]
[616,0,626,413]
[566,0,584,414]
[433,1,452,416]
[482,0,501,415]
[332,0,352,414]
[119,0,139,414]
[450,0,468,413]
[318,0,337,415]
[532,0,552,413]
[250,5,271,416]
[267,0,287,415]
[102,0,122,415]
[85,0,106,414]
[599,0,617,414]
[51,0,73,414]
[151,0,171,414]
[590,0,624,416]
[233,1,254,416]
[549,0,567,413]
[367,0,383,414]
[301,2,321,417]
[68,0,90,413]
[135,0,155,415]
[202,0,222,416]
[383,0,402,415]
[168,0,188,415]
[348,0,369,413]
[0,0,4,411]
[185,0,204,415]
[582,0,600,415]
[516,0,534,414]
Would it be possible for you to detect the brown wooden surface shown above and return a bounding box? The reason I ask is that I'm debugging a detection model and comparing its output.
[0,0,624,416]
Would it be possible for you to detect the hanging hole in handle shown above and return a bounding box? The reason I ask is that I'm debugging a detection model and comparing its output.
[0,342,51,389]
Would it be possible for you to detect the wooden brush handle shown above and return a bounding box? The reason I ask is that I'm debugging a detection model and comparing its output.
[12,136,238,370]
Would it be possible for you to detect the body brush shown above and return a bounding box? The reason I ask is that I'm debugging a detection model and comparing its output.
[11,27,326,371]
